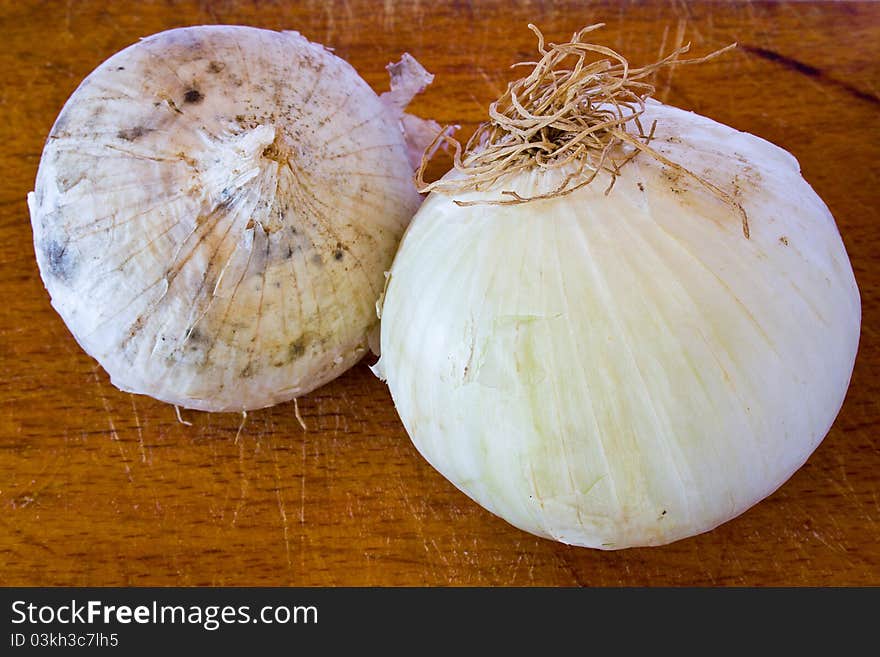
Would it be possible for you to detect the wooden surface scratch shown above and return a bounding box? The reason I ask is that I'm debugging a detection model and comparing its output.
[0,0,878,586]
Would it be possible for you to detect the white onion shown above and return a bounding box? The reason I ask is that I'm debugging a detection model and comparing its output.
[29,25,436,412]
[376,97,860,549]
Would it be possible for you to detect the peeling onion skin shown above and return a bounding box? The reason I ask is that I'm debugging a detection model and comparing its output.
[377,101,861,549]
[29,26,431,412]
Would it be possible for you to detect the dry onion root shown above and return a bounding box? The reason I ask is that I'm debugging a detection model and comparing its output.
[29,25,438,412]
[377,25,861,548]
[418,24,747,233]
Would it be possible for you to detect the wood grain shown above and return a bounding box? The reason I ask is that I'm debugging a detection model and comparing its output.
[1,0,877,586]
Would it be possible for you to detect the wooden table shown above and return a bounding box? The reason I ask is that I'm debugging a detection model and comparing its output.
[1,0,877,586]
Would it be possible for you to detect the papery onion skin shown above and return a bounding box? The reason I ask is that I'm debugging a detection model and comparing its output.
[377,101,860,549]
[29,26,430,412]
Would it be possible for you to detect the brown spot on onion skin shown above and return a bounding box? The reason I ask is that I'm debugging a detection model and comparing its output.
[56,169,88,193]
[183,89,203,104]
[117,126,150,141]
[288,338,306,360]
[42,239,76,281]
[186,327,206,343]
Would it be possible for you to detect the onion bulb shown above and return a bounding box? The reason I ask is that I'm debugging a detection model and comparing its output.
[29,25,437,412]
[375,25,861,548]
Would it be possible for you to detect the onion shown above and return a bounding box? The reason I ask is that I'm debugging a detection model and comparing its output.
[375,25,861,548]
[28,25,437,412]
